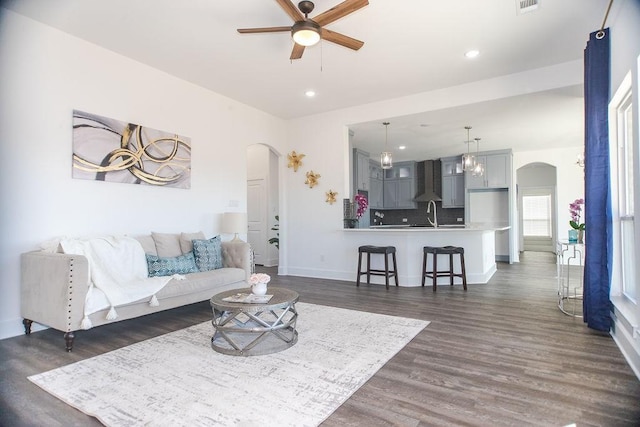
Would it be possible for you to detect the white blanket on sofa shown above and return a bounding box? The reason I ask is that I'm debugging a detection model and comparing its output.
[60,236,176,328]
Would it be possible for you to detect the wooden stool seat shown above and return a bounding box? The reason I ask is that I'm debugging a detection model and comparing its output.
[422,246,467,292]
[356,245,399,289]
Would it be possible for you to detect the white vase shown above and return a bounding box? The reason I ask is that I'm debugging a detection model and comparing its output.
[251,282,268,296]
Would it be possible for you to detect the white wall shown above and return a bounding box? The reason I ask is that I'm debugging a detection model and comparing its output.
[513,147,585,242]
[282,63,585,280]
[0,10,286,339]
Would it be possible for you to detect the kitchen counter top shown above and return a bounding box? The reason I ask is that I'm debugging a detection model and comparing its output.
[342,224,510,286]
[352,224,510,232]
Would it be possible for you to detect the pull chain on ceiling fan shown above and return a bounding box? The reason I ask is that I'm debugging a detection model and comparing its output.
[237,0,369,60]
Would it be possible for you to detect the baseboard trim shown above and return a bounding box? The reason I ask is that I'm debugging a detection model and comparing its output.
[285,265,497,287]
[0,317,47,340]
[611,310,640,381]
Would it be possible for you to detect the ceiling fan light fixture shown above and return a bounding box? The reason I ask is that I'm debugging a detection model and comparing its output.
[292,21,321,47]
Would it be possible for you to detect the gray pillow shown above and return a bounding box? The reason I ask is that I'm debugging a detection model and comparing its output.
[180,231,205,254]
[192,236,223,271]
[151,232,182,257]
[133,235,157,256]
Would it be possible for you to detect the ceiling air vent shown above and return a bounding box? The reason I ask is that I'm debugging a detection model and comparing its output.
[516,0,540,15]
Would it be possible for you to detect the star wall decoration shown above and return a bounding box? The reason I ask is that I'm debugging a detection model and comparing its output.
[326,190,338,204]
[305,170,320,188]
[287,151,305,172]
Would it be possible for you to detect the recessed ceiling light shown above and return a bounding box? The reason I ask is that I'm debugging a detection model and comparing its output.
[465,50,480,59]
[305,90,316,97]
[398,145,406,150]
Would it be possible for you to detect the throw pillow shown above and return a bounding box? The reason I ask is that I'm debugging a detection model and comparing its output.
[179,231,205,254]
[151,232,182,257]
[146,252,199,277]
[192,236,223,271]
[133,235,158,256]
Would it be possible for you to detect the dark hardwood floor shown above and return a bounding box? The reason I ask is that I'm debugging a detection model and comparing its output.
[1,252,639,426]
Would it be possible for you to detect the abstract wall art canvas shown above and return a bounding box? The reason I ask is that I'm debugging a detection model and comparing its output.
[72,110,191,189]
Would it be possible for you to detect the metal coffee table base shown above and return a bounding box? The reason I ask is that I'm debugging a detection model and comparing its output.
[210,288,299,356]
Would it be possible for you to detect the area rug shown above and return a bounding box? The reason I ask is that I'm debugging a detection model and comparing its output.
[29,302,429,427]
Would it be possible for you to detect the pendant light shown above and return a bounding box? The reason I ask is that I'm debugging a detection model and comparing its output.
[472,137,484,176]
[380,122,393,170]
[462,126,475,172]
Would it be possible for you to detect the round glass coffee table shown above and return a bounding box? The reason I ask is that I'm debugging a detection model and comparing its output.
[210,287,299,356]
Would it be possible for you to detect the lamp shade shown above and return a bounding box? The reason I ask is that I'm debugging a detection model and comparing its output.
[222,212,247,240]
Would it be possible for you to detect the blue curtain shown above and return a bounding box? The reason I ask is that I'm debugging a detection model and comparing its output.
[583,28,612,331]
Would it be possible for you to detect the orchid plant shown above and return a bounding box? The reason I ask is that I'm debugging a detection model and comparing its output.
[569,198,585,230]
[354,194,369,219]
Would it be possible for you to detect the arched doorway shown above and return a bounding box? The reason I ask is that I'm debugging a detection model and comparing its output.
[517,162,557,253]
[246,144,280,267]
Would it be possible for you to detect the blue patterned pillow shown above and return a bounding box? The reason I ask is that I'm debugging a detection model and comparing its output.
[146,252,198,277]
[192,236,223,271]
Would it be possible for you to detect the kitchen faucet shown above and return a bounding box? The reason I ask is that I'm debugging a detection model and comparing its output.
[427,200,438,228]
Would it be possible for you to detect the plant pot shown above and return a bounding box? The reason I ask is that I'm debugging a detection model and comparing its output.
[568,229,578,242]
[344,218,358,229]
[251,282,268,296]
[578,229,584,244]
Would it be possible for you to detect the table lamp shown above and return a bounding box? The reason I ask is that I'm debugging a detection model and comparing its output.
[222,212,247,242]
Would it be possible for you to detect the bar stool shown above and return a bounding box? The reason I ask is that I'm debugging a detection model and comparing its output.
[356,245,399,289]
[422,246,467,292]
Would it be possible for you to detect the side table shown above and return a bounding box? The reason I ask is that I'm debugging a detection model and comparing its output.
[210,287,299,356]
[556,240,584,317]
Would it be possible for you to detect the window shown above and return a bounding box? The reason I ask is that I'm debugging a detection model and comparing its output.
[522,195,552,237]
[617,89,636,302]
[609,71,637,305]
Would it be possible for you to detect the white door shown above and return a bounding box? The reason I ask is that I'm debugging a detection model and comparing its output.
[247,179,267,265]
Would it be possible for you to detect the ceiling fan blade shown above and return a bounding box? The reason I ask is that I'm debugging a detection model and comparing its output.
[290,43,305,60]
[322,29,364,51]
[275,0,304,22]
[313,0,369,27]
[237,26,291,34]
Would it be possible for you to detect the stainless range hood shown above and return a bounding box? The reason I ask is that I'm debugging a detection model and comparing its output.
[414,160,442,202]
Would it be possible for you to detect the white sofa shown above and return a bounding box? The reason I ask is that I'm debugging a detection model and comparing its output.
[20,232,252,351]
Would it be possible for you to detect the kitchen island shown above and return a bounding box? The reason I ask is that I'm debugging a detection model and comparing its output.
[343,225,509,287]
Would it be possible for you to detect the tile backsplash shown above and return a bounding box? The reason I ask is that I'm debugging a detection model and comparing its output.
[370,201,464,226]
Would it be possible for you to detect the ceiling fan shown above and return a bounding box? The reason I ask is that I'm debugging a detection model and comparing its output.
[237,0,369,60]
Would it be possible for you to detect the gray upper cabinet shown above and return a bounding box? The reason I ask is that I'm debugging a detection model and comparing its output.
[369,160,383,209]
[442,156,463,177]
[442,175,465,208]
[382,161,416,209]
[441,156,464,208]
[465,150,512,189]
[365,160,416,210]
[353,149,370,192]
